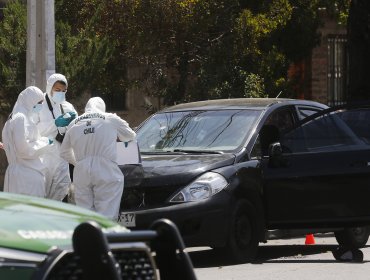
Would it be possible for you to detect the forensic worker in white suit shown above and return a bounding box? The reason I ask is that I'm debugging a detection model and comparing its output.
[60,97,136,220]
[2,86,53,197]
[35,73,77,201]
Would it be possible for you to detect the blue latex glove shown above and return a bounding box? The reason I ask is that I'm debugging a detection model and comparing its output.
[55,112,76,127]
[48,139,53,145]
[55,114,70,127]
[68,111,77,120]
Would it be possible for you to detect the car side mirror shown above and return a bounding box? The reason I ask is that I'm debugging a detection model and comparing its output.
[268,142,285,168]
[268,142,282,158]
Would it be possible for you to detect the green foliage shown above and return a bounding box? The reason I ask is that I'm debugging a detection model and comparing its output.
[85,0,327,104]
[55,21,116,100]
[55,0,117,100]
[0,0,117,115]
[0,0,354,112]
[318,0,350,24]
[244,73,267,98]
[0,0,27,114]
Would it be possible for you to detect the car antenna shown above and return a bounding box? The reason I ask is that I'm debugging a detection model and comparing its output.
[276,91,283,98]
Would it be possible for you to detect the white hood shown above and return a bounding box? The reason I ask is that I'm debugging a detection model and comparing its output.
[85,97,106,113]
[12,86,44,116]
[45,73,68,97]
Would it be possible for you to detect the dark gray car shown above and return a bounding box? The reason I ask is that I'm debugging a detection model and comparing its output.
[119,98,370,263]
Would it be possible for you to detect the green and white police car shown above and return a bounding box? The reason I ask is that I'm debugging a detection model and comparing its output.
[0,192,196,280]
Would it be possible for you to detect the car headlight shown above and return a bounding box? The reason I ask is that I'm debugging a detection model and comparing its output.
[169,172,228,202]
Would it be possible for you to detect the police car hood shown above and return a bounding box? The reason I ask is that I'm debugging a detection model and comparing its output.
[0,192,128,254]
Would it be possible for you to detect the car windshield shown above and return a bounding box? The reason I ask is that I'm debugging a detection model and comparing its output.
[137,109,261,153]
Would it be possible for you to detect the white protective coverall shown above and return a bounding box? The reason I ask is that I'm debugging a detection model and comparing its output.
[2,86,52,197]
[60,97,136,220]
[35,73,77,200]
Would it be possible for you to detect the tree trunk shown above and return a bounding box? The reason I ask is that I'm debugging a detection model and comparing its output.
[347,0,370,101]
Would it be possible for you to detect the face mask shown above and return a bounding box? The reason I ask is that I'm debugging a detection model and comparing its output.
[52,91,66,103]
[32,103,43,113]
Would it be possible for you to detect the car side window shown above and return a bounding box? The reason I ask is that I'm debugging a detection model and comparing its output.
[250,136,261,159]
[281,108,370,153]
[251,109,295,158]
[337,108,370,145]
[264,109,295,134]
[297,106,322,120]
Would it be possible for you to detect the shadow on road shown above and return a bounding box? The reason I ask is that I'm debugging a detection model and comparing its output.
[254,244,337,263]
[189,244,370,268]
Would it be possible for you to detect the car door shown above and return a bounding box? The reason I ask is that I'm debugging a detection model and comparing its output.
[262,104,370,227]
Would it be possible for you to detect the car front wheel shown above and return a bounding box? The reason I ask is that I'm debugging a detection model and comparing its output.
[215,199,259,263]
[334,226,370,248]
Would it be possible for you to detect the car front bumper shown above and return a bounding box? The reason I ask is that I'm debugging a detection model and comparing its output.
[119,191,233,248]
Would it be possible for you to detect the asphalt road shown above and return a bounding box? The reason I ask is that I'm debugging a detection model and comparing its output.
[188,234,370,280]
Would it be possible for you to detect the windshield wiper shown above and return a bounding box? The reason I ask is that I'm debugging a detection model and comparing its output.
[141,149,224,154]
[173,149,223,154]
[141,151,175,154]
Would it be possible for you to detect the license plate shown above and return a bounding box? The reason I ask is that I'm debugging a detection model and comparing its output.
[118,212,136,227]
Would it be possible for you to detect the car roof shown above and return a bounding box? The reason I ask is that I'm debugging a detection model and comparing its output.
[160,98,327,112]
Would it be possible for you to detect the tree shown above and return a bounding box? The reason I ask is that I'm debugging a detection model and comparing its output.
[0,0,116,116]
[54,0,117,101]
[76,0,329,104]
[0,0,27,114]
[3,0,366,112]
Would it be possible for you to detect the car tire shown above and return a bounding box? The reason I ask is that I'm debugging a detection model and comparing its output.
[334,226,370,248]
[215,199,259,263]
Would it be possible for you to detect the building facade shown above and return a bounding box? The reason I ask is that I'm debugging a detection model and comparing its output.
[289,10,348,106]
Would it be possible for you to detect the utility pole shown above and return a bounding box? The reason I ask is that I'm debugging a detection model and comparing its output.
[26,0,55,90]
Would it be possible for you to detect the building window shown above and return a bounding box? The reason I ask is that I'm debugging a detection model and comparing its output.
[327,35,348,106]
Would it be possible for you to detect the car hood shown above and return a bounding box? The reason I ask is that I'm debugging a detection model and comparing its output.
[0,192,128,254]
[138,153,235,186]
